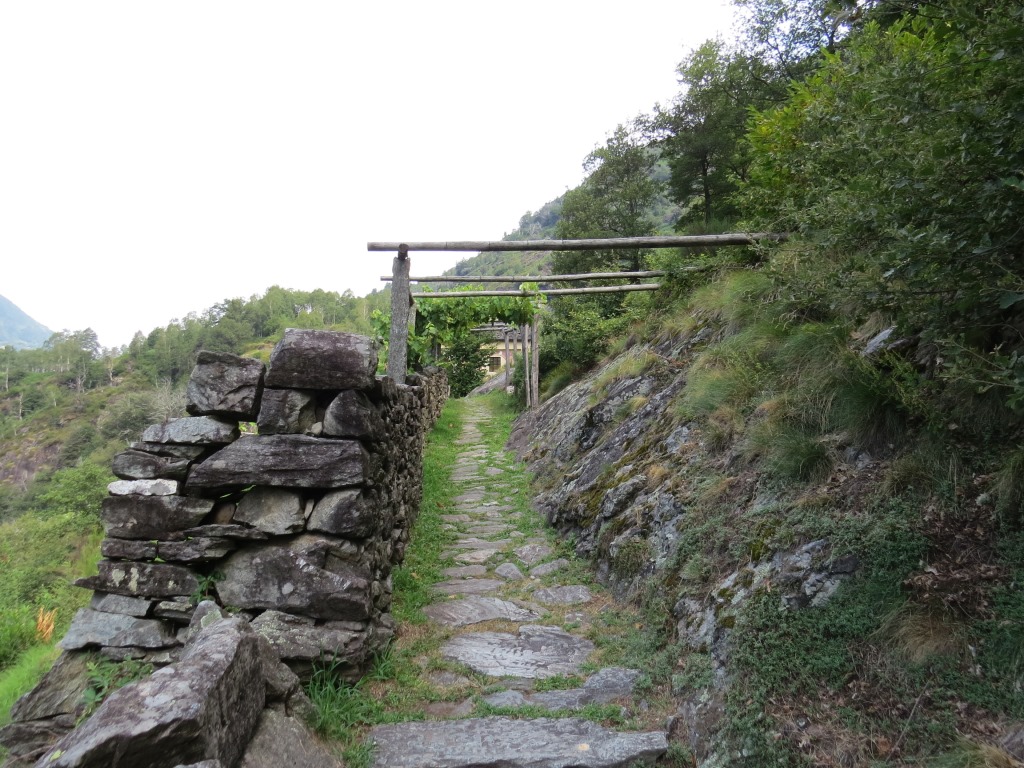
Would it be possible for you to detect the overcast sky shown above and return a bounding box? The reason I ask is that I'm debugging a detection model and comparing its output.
[1,1,735,349]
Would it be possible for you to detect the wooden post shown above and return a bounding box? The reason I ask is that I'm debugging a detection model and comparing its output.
[386,245,411,383]
[521,323,532,408]
[531,314,540,409]
[503,330,510,383]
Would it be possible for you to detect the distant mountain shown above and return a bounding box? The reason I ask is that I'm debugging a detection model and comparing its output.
[0,294,53,350]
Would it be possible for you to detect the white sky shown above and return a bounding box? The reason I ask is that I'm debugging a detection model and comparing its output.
[1,1,735,349]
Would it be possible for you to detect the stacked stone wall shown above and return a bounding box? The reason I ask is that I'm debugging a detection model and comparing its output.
[0,330,447,766]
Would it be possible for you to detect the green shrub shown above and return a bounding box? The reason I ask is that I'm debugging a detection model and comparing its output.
[0,607,36,671]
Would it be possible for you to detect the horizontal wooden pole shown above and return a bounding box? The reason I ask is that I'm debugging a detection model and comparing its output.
[411,284,663,299]
[368,233,786,253]
[384,270,666,283]
[383,265,718,283]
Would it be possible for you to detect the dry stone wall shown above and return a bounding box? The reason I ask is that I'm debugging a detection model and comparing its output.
[0,330,447,767]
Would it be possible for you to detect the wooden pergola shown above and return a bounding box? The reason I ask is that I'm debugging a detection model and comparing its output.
[369,233,785,406]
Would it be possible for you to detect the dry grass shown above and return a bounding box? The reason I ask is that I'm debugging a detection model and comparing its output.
[875,604,970,663]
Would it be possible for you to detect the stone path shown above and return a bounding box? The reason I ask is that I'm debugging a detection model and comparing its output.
[368,400,667,768]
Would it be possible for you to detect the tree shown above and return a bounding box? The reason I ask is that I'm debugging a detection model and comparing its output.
[555,124,661,276]
[743,0,1024,409]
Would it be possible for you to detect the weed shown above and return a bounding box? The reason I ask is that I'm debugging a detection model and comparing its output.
[80,658,153,720]
[188,571,224,606]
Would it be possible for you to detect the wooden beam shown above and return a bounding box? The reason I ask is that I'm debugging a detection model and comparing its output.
[411,284,663,299]
[368,233,785,253]
[384,270,666,283]
[382,265,720,282]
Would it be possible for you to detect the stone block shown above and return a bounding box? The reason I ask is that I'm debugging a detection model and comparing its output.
[217,545,373,621]
[142,417,240,446]
[76,561,200,600]
[101,495,214,540]
[186,435,368,491]
[265,329,377,391]
[256,389,317,435]
[186,351,265,419]
[233,488,306,535]
[306,488,375,539]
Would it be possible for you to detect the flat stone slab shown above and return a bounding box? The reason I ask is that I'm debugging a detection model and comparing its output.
[483,668,641,711]
[452,538,516,550]
[442,625,594,679]
[464,525,512,536]
[454,549,500,565]
[424,597,540,627]
[534,586,593,606]
[432,579,504,596]
[368,717,666,768]
[515,543,554,566]
[530,559,571,578]
[442,565,488,579]
[441,515,472,523]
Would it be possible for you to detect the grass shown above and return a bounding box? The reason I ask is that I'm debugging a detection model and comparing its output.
[0,643,59,727]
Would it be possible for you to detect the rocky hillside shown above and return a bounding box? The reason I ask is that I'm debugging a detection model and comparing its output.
[509,320,1024,764]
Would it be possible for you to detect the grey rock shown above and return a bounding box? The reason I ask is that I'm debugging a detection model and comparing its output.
[252,633,302,703]
[142,417,240,446]
[453,537,515,550]
[8,652,90,723]
[514,543,553,566]
[238,709,342,768]
[39,618,264,768]
[323,390,384,440]
[481,690,528,708]
[182,524,269,541]
[454,548,500,565]
[368,717,666,768]
[186,351,265,419]
[530,559,570,578]
[101,495,214,540]
[442,565,488,579]
[251,611,366,666]
[107,479,180,496]
[494,563,525,581]
[432,579,503,596]
[101,538,157,560]
[534,585,593,606]
[157,537,236,564]
[112,450,191,481]
[233,487,306,535]
[307,488,375,539]
[423,597,540,627]
[265,330,377,391]
[59,608,177,650]
[131,442,207,460]
[217,545,372,621]
[77,561,200,599]
[186,435,368,491]
[257,389,317,435]
[0,718,76,762]
[154,601,196,623]
[89,593,153,618]
[862,326,896,357]
[442,625,594,679]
